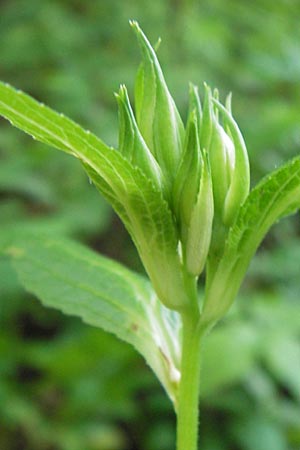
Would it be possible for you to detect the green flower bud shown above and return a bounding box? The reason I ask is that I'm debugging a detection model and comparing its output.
[213,99,250,226]
[208,109,232,217]
[130,20,184,190]
[173,109,201,228]
[173,95,214,277]
[185,151,214,276]
[115,84,164,191]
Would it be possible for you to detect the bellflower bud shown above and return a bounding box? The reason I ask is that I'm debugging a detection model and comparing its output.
[208,108,231,217]
[173,87,214,277]
[130,20,184,191]
[115,84,164,191]
[185,151,214,276]
[213,99,250,226]
[173,109,202,230]
[202,90,250,228]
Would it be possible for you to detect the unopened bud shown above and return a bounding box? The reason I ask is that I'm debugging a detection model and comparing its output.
[130,20,184,190]
[115,84,164,191]
[173,101,214,277]
[173,109,201,228]
[172,85,202,223]
[213,99,250,226]
[208,110,232,216]
[185,151,214,276]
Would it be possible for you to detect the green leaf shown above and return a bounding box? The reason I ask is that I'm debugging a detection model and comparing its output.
[5,234,181,404]
[0,81,187,310]
[202,156,300,326]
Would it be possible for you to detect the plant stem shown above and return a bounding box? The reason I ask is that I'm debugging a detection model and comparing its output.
[176,311,202,450]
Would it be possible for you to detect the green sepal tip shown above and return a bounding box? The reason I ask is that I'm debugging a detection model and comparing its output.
[115,84,164,193]
[130,20,185,190]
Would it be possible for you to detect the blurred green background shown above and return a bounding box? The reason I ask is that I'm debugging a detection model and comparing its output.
[1,1,300,449]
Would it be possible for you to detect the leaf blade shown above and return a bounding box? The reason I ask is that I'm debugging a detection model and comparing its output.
[5,234,181,403]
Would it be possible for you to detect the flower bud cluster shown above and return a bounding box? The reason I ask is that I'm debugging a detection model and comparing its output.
[117,21,250,279]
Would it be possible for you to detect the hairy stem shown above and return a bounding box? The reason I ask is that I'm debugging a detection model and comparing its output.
[176,311,202,450]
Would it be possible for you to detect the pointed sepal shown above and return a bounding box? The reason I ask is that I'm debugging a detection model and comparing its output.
[116,84,164,192]
[130,20,184,190]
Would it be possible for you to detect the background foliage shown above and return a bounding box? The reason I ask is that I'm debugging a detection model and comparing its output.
[1,1,300,449]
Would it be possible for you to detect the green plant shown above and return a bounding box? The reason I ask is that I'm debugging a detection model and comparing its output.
[1,21,300,450]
